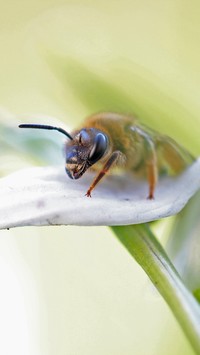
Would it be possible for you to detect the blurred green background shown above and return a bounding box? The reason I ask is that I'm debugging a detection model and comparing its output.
[0,0,199,354]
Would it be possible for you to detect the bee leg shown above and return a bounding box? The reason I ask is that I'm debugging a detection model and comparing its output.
[144,140,158,199]
[85,151,121,197]
[132,126,158,199]
[146,157,158,199]
[134,127,158,200]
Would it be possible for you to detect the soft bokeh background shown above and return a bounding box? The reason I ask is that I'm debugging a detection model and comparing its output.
[0,1,199,354]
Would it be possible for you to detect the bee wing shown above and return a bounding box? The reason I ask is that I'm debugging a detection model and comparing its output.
[154,134,194,175]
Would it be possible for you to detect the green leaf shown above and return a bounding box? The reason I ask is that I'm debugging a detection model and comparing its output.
[112,224,200,354]
[193,289,200,304]
[167,190,200,292]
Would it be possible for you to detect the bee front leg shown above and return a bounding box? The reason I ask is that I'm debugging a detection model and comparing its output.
[86,151,121,197]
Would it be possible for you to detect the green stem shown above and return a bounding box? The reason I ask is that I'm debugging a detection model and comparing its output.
[111,224,200,354]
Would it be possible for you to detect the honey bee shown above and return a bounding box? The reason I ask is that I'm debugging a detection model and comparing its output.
[19,112,194,198]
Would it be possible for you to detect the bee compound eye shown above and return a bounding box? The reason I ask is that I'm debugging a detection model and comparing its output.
[78,129,90,144]
[89,133,108,164]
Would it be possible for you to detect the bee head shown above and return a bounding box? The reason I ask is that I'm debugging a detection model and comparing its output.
[18,123,108,180]
[65,128,108,179]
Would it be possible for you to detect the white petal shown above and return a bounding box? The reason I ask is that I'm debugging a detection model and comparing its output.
[0,159,200,229]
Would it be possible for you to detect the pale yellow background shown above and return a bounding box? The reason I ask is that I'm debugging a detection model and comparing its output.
[0,1,199,354]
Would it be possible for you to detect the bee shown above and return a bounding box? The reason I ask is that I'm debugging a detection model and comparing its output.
[19,112,194,198]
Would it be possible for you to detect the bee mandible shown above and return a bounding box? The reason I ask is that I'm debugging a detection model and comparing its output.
[19,112,194,198]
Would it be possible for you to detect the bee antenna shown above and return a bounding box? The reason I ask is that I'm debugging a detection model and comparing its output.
[19,123,73,140]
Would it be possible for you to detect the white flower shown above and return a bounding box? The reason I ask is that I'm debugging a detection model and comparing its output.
[0,158,200,229]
